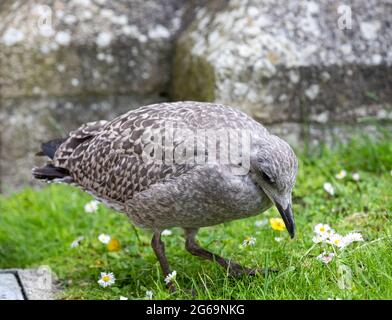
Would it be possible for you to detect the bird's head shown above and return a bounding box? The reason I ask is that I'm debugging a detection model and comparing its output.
[251,135,298,238]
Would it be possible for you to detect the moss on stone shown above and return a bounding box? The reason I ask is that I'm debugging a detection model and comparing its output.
[171,37,215,102]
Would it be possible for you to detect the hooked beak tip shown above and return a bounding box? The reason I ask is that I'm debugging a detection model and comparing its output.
[276,203,296,239]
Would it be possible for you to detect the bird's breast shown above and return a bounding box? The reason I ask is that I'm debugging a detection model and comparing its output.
[124,164,273,229]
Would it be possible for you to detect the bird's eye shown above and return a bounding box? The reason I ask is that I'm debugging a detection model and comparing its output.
[261,171,275,184]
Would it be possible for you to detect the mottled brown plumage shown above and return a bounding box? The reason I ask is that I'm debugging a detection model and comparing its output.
[33,101,298,290]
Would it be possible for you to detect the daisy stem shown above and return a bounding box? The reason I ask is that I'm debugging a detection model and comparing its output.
[131,224,142,247]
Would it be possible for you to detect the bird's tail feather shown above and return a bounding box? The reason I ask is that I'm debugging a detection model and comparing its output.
[36,138,67,159]
[32,164,70,181]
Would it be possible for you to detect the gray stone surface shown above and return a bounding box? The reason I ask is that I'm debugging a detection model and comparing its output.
[0,0,190,98]
[0,268,59,300]
[0,273,24,300]
[0,95,161,192]
[0,0,391,191]
[172,0,392,128]
[267,122,392,150]
[0,0,206,191]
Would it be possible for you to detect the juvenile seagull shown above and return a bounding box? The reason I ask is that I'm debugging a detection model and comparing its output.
[33,101,298,290]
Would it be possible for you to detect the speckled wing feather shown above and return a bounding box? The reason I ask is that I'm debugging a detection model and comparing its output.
[55,120,109,168]
[53,102,268,204]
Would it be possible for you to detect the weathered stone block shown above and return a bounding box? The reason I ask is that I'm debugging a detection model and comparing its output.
[172,0,392,133]
[0,273,24,300]
[0,0,205,191]
[0,0,189,98]
[0,268,58,300]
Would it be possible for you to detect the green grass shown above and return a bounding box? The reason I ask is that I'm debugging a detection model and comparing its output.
[0,135,391,300]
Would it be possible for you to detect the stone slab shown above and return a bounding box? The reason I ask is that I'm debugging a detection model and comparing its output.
[0,273,25,300]
[0,268,59,300]
[173,0,392,124]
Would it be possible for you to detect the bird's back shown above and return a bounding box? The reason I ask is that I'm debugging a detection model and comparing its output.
[51,102,266,202]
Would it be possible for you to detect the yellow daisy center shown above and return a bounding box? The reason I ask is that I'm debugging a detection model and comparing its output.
[102,275,110,282]
[320,227,325,232]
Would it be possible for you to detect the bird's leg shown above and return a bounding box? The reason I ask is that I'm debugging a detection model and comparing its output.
[184,228,275,276]
[151,231,176,292]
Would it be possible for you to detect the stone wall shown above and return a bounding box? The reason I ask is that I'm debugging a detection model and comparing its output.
[0,0,203,191]
[172,0,392,146]
[0,0,391,191]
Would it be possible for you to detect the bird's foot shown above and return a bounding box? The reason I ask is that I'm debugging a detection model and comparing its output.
[166,281,177,293]
[166,282,196,297]
[182,287,197,297]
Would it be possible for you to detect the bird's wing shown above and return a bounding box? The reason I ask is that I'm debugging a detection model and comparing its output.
[54,120,109,167]
[53,101,267,202]
[55,111,195,202]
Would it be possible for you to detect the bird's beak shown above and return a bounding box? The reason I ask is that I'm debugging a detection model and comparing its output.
[275,202,295,238]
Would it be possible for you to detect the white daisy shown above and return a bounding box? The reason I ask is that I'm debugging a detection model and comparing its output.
[335,170,347,180]
[98,233,111,244]
[327,233,347,249]
[119,296,128,300]
[312,234,327,244]
[352,173,360,181]
[316,251,335,264]
[274,237,283,242]
[84,200,100,213]
[323,182,335,196]
[242,236,256,247]
[164,270,177,284]
[343,232,364,244]
[145,290,153,299]
[70,236,84,248]
[98,272,116,288]
[70,240,79,248]
[314,223,333,236]
[161,229,172,236]
[255,219,268,227]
